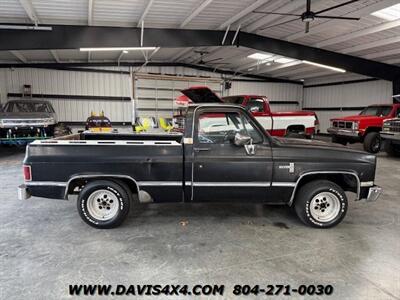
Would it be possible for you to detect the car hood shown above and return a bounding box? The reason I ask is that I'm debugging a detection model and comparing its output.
[181,86,222,103]
[331,115,379,122]
[0,112,54,119]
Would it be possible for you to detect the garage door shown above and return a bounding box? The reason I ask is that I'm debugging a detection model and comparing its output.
[133,73,222,120]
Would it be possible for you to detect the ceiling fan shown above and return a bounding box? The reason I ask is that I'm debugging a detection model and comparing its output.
[254,0,361,33]
[193,50,228,66]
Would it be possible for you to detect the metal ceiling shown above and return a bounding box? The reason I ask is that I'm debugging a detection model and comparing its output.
[0,0,399,83]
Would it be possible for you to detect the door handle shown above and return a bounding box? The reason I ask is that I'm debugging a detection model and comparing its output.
[194,147,210,152]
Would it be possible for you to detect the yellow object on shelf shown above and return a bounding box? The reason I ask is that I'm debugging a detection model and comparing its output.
[135,118,151,133]
[159,117,173,132]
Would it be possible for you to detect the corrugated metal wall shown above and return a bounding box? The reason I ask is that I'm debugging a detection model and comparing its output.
[3,68,132,122]
[303,80,393,133]
[0,67,303,123]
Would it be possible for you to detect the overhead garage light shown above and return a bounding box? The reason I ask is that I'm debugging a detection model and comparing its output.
[248,52,273,60]
[371,3,400,21]
[302,60,346,73]
[79,47,157,52]
[0,24,52,31]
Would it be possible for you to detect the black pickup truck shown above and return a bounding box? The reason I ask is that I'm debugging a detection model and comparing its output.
[18,102,382,229]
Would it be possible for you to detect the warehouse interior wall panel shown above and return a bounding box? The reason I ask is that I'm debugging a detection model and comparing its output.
[0,69,7,104]
[304,80,393,133]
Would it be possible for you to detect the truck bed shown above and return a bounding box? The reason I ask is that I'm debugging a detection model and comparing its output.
[25,134,184,202]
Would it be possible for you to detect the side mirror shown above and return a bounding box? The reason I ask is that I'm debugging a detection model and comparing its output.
[234,132,252,146]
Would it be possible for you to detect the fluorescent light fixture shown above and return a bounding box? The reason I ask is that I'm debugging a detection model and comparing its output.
[248,52,273,60]
[371,3,400,21]
[275,57,296,64]
[79,47,157,52]
[0,25,52,31]
[302,60,346,73]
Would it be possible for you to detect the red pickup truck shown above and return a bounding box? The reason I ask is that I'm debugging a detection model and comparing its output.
[328,103,400,153]
[179,86,319,138]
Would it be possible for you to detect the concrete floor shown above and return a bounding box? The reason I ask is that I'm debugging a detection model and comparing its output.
[0,140,399,300]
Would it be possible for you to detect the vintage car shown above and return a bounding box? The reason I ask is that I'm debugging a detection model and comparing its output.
[18,98,381,229]
[0,99,57,143]
[328,103,400,153]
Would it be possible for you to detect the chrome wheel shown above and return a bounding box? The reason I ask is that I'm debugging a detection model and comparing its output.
[87,189,119,221]
[309,192,340,223]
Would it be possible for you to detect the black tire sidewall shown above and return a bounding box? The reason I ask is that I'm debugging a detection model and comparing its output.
[77,181,130,228]
[364,132,381,153]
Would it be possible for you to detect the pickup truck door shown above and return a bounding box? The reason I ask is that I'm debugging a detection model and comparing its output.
[189,107,273,202]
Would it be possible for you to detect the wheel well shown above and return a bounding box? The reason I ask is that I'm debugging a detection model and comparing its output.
[364,127,381,134]
[286,124,305,133]
[66,176,139,198]
[291,173,359,205]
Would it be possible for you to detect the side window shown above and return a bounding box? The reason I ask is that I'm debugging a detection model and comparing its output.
[396,107,400,118]
[197,111,263,144]
[246,99,264,113]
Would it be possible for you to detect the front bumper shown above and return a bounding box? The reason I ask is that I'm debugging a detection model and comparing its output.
[365,185,382,202]
[18,184,31,200]
[381,132,400,142]
[327,127,360,138]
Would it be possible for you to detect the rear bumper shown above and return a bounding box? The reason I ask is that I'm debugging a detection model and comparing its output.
[327,127,360,138]
[18,183,66,200]
[365,185,382,202]
[18,184,31,200]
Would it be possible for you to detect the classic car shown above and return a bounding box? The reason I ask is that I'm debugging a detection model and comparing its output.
[18,101,381,229]
[0,99,57,143]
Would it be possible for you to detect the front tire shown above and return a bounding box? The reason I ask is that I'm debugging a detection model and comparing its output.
[363,132,381,153]
[77,180,131,229]
[294,180,347,228]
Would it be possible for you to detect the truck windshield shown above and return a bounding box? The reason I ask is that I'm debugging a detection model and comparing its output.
[359,106,392,117]
[5,102,55,113]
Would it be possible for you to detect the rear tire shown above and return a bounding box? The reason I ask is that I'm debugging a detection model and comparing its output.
[77,180,131,229]
[384,141,400,157]
[363,132,381,153]
[331,135,347,145]
[294,180,347,228]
